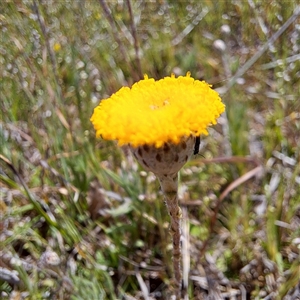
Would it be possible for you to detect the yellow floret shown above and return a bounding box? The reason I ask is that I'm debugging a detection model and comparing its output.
[90,73,225,147]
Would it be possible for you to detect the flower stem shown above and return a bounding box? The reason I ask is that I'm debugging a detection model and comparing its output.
[158,173,182,299]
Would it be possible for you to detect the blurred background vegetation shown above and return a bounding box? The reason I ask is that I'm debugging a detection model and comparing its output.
[1,1,299,299]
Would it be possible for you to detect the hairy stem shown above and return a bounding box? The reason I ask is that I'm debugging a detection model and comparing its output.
[158,173,182,299]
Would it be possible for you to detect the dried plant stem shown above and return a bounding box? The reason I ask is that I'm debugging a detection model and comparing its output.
[98,0,140,82]
[125,0,143,79]
[219,5,300,94]
[32,0,62,104]
[158,173,182,299]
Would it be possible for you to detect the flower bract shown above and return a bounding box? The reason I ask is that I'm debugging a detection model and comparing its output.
[91,73,225,148]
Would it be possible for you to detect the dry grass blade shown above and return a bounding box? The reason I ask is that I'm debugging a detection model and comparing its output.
[218,5,300,94]
[125,0,143,79]
[181,207,190,299]
[200,158,264,256]
[98,0,139,82]
[0,154,58,228]
[32,0,62,101]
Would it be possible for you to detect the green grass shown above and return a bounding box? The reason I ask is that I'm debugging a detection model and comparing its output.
[1,1,299,299]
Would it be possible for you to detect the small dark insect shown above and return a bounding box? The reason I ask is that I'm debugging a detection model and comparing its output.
[194,136,201,155]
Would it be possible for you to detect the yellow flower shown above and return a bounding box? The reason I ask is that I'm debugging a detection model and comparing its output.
[53,42,61,52]
[90,72,225,148]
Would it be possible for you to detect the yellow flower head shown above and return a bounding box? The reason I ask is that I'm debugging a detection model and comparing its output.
[53,42,61,52]
[90,72,225,148]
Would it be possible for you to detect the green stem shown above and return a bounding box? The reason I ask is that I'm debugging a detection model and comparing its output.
[158,173,182,299]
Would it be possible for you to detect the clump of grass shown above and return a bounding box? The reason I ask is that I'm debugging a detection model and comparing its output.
[1,1,299,299]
